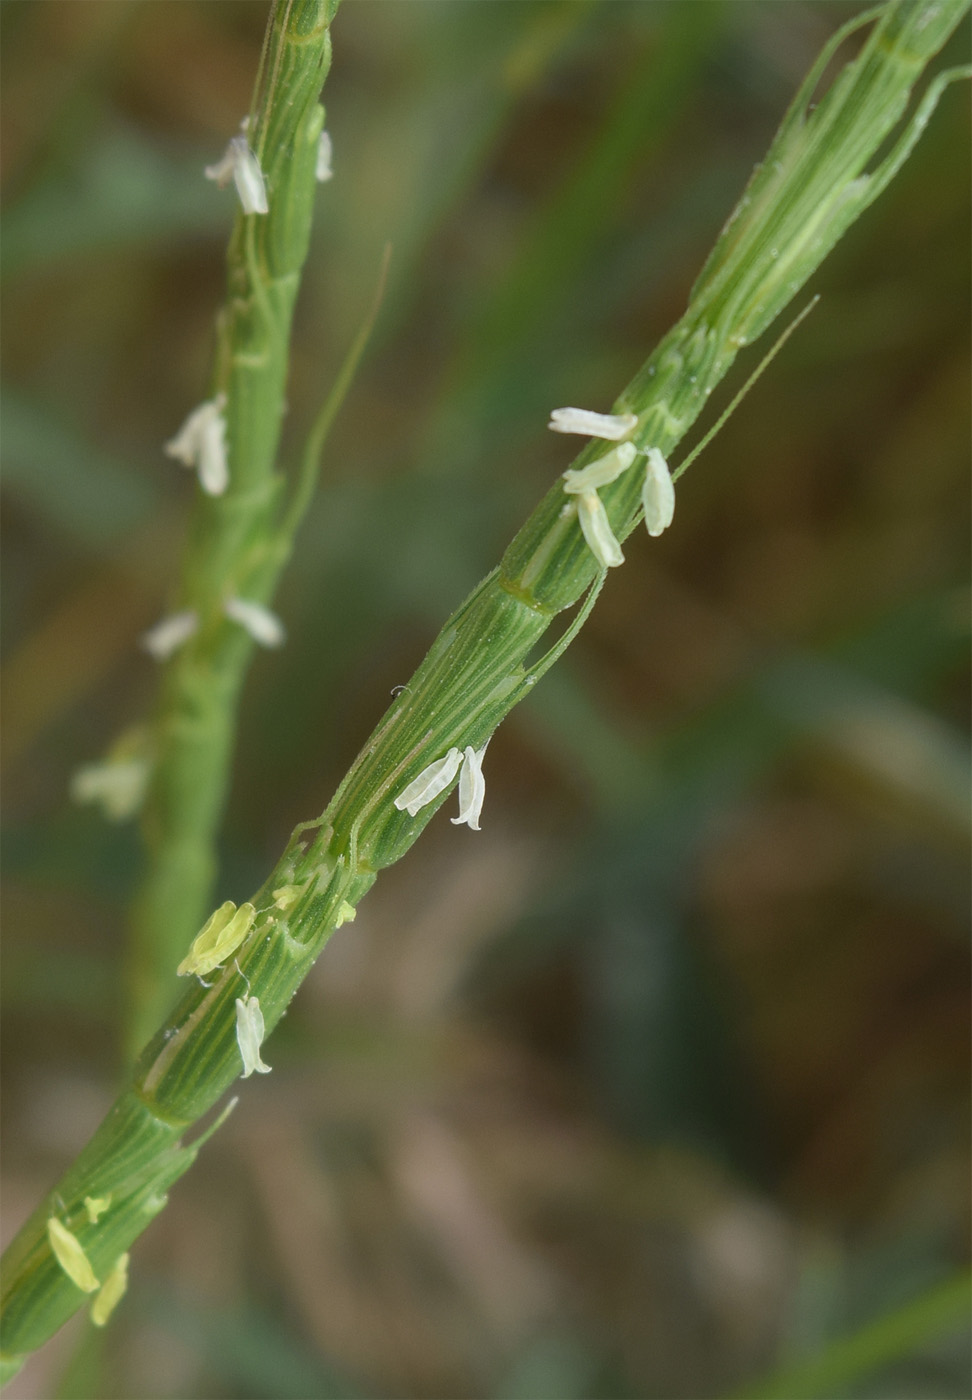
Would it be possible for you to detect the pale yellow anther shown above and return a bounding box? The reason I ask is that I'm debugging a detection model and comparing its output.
[90,1252,129,1327]
[273,884,303,911]
[177,901,257,978]
[47,1217,100,1294]
[83,1195,112,1224]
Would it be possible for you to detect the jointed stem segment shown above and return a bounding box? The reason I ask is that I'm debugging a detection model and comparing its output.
[128,0,339,1053]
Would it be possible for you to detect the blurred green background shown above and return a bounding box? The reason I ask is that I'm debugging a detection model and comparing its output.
[1,2,969,1397]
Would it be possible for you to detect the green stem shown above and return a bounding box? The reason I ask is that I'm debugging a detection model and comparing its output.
[280,243,392,541]
[127,0,341,1054]
[2,0,967,1374]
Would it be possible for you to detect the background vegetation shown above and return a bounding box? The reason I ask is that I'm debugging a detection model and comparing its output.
[1,2,969,1397]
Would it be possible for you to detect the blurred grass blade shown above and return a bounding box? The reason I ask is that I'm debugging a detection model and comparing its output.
[1,386,160,547]
[0,126,228,279]
[734,1270,972,1400]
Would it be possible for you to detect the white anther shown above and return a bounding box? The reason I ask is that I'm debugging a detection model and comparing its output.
[562,441,637,494]
[205,135,268,215]
[576,491,624,569]
[140,610,199,661]
[196,414,229,495]
[394,748,463,817]
[224,597,285,648]
[451,743,488,831]
[164,394,229,496]
[548,407,638,439]
[235,994,271,1078]
[71,758,149,822]
[641,447,675,537]
[316,129,333,182]
[203,144,236,187]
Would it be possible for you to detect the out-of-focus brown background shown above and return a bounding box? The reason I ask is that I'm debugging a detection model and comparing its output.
[2,2,969,1397]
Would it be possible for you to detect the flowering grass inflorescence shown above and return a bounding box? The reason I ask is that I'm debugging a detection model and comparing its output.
[1,0,968,1379]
